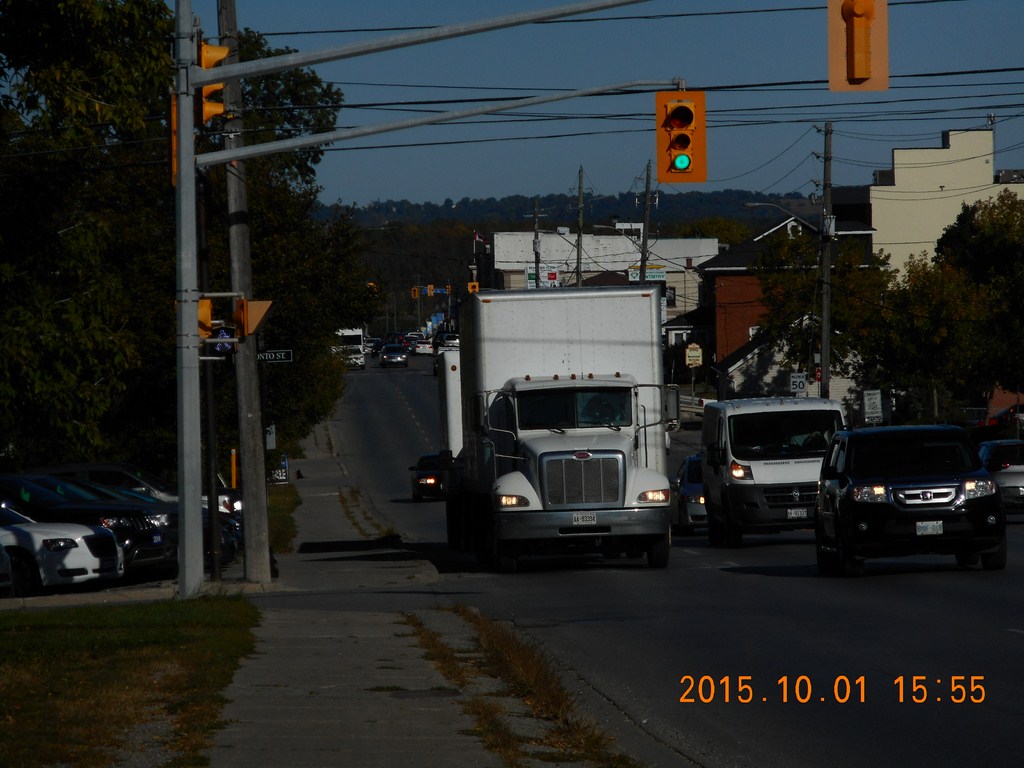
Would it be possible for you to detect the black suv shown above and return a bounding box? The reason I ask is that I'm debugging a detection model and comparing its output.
[816,425,1006,575]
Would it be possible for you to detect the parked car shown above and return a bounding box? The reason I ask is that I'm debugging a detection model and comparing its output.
[816,425,1006,576]
[0,542,12,597]
[0,504,123,596]
[380,343,408,368]
[409,454,447,501]
[30,462,177,503]
[977,439,1024,514]
[0,475,174,572]
[671,453,707,535]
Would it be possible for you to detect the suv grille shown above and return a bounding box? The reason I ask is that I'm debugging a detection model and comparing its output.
[894,486,958,506]
[542,452,624,509]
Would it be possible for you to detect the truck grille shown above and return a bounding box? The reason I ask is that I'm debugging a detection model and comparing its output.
[541,451,624,509]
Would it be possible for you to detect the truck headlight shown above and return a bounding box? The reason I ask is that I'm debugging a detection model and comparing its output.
[497,494,530,508]
[637,489,670,504]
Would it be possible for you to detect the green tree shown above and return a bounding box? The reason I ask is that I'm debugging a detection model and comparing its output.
[935,189,1024,396]
[0,0,173,468]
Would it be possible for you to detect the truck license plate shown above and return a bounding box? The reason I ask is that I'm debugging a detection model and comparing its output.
[916,520,943,536]
[786,507,809,520]
[572,512,597,525]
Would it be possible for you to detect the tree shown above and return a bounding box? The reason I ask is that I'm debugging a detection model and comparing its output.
[935,189,1024,396]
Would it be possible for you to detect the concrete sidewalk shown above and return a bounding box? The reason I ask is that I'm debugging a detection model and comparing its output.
[203,423,509,768]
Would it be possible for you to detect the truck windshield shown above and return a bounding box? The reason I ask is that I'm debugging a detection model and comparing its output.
[517,388,631,430]
[728,409,842,460]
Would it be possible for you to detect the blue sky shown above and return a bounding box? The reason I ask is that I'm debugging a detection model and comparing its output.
[184,1,1024,207]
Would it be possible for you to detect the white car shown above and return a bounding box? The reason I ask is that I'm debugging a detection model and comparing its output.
[0,504,124,596]
[415,338,433,355]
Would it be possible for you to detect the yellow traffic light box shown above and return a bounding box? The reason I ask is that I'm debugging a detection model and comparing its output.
[655,91,706,183]
[196,40,230,124]
[828,0,888,91]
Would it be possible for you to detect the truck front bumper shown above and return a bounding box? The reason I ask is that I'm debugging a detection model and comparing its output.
[495,506,670,545]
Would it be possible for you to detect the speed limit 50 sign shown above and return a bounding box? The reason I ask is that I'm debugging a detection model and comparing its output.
[790,372,807,393]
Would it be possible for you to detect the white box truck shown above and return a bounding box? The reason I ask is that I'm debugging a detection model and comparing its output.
[701,397,845,547]
[443,287,678,571]
[333,327,365,369]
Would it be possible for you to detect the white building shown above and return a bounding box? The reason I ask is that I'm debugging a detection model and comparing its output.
[491,226,718,321]
[870,129,1023,273]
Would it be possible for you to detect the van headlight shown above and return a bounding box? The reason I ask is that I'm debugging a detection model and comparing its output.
[728,460,752,480]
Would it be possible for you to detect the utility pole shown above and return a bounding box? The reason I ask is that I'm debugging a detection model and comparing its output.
[533,199,541,289]
[575,166,584,287]
[639,160,652,285]
[820,122,833,401]
[219,0,272,584]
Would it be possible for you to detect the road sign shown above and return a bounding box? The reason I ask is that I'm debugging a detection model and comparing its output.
[685,343,703,368]
[257,349,293,363]
[863,389,883,423]
[790,372,808,394]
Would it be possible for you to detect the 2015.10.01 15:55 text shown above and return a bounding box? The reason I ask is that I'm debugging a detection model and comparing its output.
[679,675,987,704]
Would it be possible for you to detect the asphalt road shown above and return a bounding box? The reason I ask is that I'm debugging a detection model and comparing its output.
[332,352,1024,768]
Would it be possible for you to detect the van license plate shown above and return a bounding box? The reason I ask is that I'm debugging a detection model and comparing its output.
[786,508,809,519]
[916,520,943,536]
[572,513,597,525]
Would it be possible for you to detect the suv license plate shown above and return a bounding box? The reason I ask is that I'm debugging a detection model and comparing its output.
[572,512,597,525]
[916,520,943,536]
[786,508,809,520]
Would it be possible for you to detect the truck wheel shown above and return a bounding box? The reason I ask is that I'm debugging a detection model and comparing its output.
[646,532,671,568]
[721,498,743,548]
[445,492,464,550]
[707,505,725,547]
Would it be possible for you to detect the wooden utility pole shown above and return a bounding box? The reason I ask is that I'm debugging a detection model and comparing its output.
[575,166,584,287]
[820,122,833,401]
[219,0,272,584]
[640,160,652,284]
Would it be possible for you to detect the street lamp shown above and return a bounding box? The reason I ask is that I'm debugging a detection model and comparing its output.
[743,201,832,398]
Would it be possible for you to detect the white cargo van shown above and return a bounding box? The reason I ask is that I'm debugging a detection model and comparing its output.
[701,398,845,547]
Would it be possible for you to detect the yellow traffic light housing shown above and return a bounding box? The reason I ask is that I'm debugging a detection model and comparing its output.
[427,284,435,297]
[467,281,480,294]
[169,94,179,187]
[828,0,888,91]
[198,298,213,338]
[196,40,230,124]
[656,91,706,183]
[411,286,420,299]
[232,299,273,337]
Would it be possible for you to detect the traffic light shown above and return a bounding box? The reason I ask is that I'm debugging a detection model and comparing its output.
[411,286,420,299]
[655,91,706,183]
[828,0,888,91]
[232,299,273,337]
[427,284,435,297]
[467,281,480,294]
[198,298,213,338]
[196,39,230,125]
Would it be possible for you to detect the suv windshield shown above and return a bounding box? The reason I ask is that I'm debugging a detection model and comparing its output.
[517,388,631,430]
[728,409,842,460]
[850,433,980,477]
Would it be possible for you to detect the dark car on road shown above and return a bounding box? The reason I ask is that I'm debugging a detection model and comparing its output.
[409,453,447,502]
[380,343,408,368]
[815,425,1006,576]
[0,475,175,572]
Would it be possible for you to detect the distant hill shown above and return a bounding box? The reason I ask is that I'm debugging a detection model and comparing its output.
[335,189,823,232]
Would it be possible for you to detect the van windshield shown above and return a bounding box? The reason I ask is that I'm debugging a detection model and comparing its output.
[728,409,842,460]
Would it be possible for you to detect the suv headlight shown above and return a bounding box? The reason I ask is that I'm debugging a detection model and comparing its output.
[964,478,997,499]
[851,484,888,503]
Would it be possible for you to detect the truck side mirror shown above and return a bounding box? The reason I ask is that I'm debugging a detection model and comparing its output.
[820,464,840,481]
